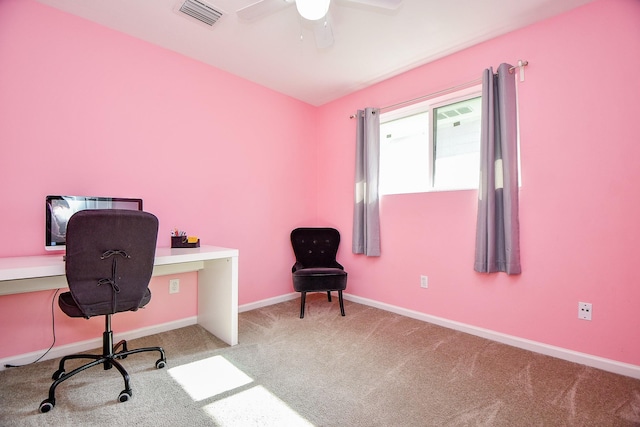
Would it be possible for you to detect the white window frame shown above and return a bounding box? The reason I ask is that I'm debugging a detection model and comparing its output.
[379,85,482,195]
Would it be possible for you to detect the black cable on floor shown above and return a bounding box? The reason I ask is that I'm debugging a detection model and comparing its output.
[4,288,60,368]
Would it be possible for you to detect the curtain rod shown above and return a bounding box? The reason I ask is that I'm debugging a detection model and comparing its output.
[349,60,528,119]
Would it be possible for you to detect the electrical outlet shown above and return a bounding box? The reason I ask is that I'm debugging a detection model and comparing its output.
[578,302,592,320]
[420,275,428,289]
[169,279,180,294]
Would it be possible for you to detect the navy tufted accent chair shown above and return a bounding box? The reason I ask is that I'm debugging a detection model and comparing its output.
[290,227,347,318]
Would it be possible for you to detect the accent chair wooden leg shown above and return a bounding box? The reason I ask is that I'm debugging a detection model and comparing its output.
[338,290,345,316]
[327,291,332,302]
[300,292,306,318]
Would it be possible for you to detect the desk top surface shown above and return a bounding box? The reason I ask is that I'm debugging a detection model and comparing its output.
[0,245,238,281]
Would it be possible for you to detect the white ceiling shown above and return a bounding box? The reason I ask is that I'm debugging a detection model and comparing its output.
[35,0,593,106]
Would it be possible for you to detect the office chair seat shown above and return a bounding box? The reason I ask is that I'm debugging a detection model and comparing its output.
[58,288,152,319]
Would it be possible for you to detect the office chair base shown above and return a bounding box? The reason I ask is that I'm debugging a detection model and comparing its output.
[39,330,166,413]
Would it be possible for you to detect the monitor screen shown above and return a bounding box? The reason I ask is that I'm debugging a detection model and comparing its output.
[45,195,143,251]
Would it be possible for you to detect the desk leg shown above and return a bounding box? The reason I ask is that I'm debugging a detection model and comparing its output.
[197,256,238,346]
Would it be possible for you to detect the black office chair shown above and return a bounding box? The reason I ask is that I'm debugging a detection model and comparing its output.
[39,209,166,413]
[290,227,347,318]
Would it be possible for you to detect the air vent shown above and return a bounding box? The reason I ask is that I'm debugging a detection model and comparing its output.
[176,0,223,27]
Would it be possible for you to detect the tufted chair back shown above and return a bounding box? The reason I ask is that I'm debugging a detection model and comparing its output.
[290,227,342,270]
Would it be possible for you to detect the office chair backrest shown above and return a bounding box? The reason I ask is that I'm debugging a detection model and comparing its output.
[290,227,342,268]
[65,209,159,318]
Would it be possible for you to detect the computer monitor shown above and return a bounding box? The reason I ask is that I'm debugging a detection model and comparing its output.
[45,195,143,251]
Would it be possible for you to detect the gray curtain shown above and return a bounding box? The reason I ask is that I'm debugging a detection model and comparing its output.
[352,107,381,256]
[474,64,521,274]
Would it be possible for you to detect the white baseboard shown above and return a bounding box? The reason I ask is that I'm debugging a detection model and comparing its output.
[0,317,197,372]
[342,293,640,380]
[239,292,298,313]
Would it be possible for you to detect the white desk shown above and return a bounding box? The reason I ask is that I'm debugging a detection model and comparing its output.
[0,245,239,346]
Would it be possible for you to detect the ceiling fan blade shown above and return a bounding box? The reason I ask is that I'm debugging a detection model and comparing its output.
[237,0,294,21]
[313,18,334,49]
[343,0,402,10]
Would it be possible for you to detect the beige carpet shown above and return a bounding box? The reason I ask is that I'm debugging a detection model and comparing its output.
[1,294,640,426]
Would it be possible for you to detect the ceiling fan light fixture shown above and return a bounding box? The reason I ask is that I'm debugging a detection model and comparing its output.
[296,0,330,21]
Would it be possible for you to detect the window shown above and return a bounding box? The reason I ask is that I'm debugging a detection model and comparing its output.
[379,86,482,195]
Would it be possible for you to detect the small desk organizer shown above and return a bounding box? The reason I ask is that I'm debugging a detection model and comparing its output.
[171,236,200,248]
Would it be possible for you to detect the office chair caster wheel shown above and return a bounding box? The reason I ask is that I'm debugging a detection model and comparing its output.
[39,399,55,413]
[118,390,132,403]
[155,359,166,369]
[52,369,65,380]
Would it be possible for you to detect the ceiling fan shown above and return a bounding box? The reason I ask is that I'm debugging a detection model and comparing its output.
[236,0,402,49]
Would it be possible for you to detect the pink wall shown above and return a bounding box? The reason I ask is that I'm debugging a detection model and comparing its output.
[1,0,639,368]
[317,0,640,366]
[0,0,318,358]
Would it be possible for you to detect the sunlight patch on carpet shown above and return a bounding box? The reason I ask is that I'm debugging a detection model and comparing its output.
[168,355,253,401]
[203,385,314,426]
